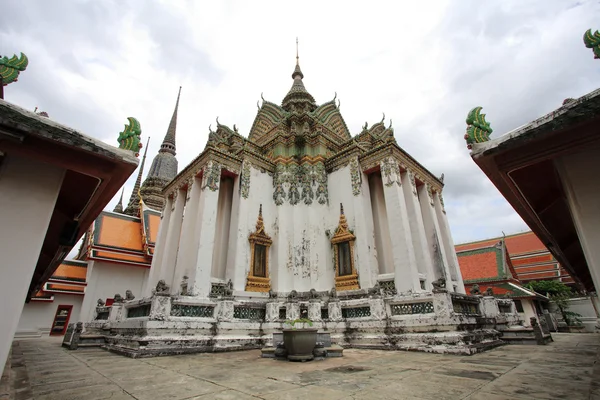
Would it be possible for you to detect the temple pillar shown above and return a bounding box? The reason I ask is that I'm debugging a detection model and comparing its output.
[144,196,173,297]
[158,187,185,288]
[171,176,201,294]
[189,162,221,297]
[418,183,453,288]
[0,155,64,375]
[402,170,437,289]
[381,158,421,293]
[226,174,250,292]
[351,160,378,290]
[434,191,465,294]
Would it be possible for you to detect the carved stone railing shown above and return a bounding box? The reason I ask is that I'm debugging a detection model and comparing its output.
[451,294,481,316]
[95,306,110,320]
[233,306,266,321]
[126,303,151,318]
[390,301,434,316]
[171,304,214,318]
[341,306,371,318]
[378,280,397,297]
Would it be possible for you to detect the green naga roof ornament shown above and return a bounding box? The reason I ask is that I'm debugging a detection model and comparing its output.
[118,117,143,157]
[583,29,600,59]
[0,52,29,85]
[464,107,492,149]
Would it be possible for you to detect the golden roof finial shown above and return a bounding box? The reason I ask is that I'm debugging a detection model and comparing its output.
[256,204,264,233]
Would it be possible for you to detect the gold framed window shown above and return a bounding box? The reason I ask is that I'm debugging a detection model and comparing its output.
[331,203,359,290]
[246,205,272,292]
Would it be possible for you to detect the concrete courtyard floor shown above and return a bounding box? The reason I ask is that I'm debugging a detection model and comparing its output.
[2,333,600,400]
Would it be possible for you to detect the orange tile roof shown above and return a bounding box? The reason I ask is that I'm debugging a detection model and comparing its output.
[457,249,500,281]
[50,260,87,284]
[95,213,144,252]
[456,231,546,255]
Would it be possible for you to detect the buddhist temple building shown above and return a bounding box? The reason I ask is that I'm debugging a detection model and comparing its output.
[456,231,576,288]
[0,98,139,374]
[85,54,522,358]
[456,238,549,326]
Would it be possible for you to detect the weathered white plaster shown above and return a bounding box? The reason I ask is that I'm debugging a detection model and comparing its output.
[368,174,394,275]
[418,184,450,285]
[16,294,83,338]
[158,189,185,287]
[171,176,202,294]
[212,177,234,281]
[0,155,64,372]
[402,170,436,287]
[144,196,173,296]
[79,260,149,322]
[434,192,465,293]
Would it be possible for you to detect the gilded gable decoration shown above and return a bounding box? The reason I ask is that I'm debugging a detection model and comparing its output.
[331,203,359,291]
[246,205,272,292]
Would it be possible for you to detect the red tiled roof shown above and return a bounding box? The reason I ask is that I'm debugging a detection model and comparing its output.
[456,231,546,255]
[457,250,500,281]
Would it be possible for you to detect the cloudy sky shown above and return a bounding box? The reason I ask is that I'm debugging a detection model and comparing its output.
[2,0,599,247]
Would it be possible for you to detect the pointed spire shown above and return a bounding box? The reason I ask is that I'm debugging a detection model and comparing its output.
[113,189,125,213]
[160,86,181,156]
[124,136,150,216]
[282,38,316,112]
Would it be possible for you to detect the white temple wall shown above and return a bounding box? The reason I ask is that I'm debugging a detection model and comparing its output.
[16,294,83,338]
[143,196,173,296]
[555,147,600,293]
[189,170,221,297]
[418,184,447,284]
[402,171,436,289]
[328,164,378,290]
[227,166,274,292]
[0,155,64,375]
[211,177,234,281]
[158,188,185,287]
[381,174,421,293]
[171,176,202,294]
[79,260,148,322]
[434,193,465,293]
[368,174,394,275]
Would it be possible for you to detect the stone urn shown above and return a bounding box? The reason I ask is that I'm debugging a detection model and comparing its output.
[283,328,318,361]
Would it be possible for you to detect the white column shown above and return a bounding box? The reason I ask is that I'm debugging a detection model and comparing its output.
[352,164,379,290]
[434,191,465,293]
[143,196,173,296]
[0,155,65,375]
[380,159,420,293]
[418,183,453,287]
[211,177,233,281]
[226,175,250,292]
[189,162,221,297]
[171,176,201,294]
[158,188,185,287]
[402,170,436,289]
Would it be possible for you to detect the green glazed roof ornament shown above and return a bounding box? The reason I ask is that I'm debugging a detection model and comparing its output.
[0,52,29,85]
[584,29,600,59]
[118,117,143,157]
[464,107,492,149]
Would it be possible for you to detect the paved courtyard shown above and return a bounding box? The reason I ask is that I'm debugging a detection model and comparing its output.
[2,333,599,400]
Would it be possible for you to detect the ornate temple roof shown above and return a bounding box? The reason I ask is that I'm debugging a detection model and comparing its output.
[456,239,549,300]
[281,59,317,113]
[31,260,88,301]
[79,207,160,267]
[139,87,181,210]
[456,231,574,286]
